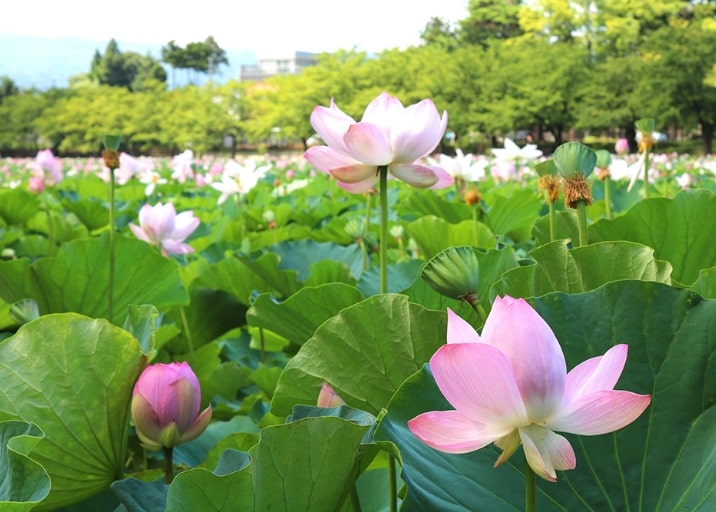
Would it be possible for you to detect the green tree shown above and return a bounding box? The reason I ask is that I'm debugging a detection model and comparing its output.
[459,0,524,47]
[420,17,459,51]
[0,75,20,103]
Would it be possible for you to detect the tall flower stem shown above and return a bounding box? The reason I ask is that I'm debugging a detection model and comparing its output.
[163,446,174,484]
[575,200,588,247]
[642,149,650,199]
[108,167,116,322]
[378,164,397,512]
[548,201,556,243]
[379,165,389,295]
[525,460,537,512]
[604,178,612,220]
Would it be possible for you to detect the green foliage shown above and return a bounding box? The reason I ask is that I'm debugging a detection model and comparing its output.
[0,313,148,510]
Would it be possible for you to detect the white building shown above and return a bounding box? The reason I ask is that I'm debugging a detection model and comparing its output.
[239,51,318,81]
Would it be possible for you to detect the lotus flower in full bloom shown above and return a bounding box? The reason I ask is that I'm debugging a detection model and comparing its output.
[408,296,651,481]
[129,202,200,256]
[131,362,212,451]
[304,91,453,193]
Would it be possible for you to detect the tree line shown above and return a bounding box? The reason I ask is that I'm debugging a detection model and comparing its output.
[0,0,714,156]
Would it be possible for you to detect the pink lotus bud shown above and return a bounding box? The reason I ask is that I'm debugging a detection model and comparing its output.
[615,138,630,155]
[131,362,212,451]
[317,382,346,408]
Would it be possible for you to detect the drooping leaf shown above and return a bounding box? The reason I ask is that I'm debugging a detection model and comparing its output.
[483,186,543,244]
[0,233,188,325]
[247,283,365,347]
[271,294,446,417]
[0,421,50,511]
[406,216,496,259]
[0,189,40,225]
[493,239,673,298]
[589,189,716,285]
[0,313,147,511]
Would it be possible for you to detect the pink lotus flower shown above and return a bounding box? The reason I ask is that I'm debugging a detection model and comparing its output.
[131,362,212,451]
[317,382,346,408]
[408,296,650,481]
[129,202,200,256]
[304,91,452,193]
[615,138,630,155]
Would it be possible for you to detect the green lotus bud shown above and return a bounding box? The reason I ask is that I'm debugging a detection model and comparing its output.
[344,218,364,239]
[421,246,480,304]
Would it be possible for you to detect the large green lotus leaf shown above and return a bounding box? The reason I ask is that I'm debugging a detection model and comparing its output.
[166,416,371,512]
[196,252,300,304]
[0,233,188,324]
[533,210,579,246]
[357,260,424,297]
[0,421,50,511]
[396,189,472,223]
[247,283,365,347]
[271,294,445,417]
[691,266,716,299]
[493,239,673,298]
[589,189,716,285]
[0,313,147,511]
[0,189,40,225]
[376,281,716,511]
[483,186,543,244]
[164,288,247,354]
[61,197,109,231]
[406,216,496,260]
[267,239,364,281]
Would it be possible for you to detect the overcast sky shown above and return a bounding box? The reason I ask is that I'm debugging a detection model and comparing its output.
[1,0,470,54]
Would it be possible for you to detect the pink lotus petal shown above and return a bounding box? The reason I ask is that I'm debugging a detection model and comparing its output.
[408,410,510,454]
[430,343,528,427]
[172,211,200,240]
[562,344,628,408]
[428,166,456,189]
[343,123,392,165]
[330,163,380,184]
[391,100,447,162]
[336,177,380,193]
[389,164,440,188]
[519,425,576,482]
[310,103,355,153]
[303,146,353,174]
[446,308,481,344]
[129,223,152,244]
[480,296,566,423]
[547,389,651,435]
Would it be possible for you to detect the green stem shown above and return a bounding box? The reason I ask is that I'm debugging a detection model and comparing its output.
[379,166,389,295]
[179,306,194,356]
[643,149,650,199]
[575,200,588,248]
[378,165,397,512]
[472,206,479,247]
[45,199,56,257]
[604,178,612,220]
[259,327,265,363]
[548,200,555,242]
[163,446,174,484]
[525,460,537,512]
[350,484,362,512]
[108,168,116,322]
[389,454,397,512]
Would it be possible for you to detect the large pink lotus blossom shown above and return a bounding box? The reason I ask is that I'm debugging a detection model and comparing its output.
[304,91,452,193]
[408,296,650,482]
[129,202,200,256]
[131,362,212,451]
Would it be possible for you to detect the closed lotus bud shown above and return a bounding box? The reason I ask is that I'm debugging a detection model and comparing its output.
[614,138,629,155]
[131,362,212,451]
[421,246,480,304]
[317,382,346,408]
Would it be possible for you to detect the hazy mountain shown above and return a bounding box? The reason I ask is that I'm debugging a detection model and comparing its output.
[0,33,257,89]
